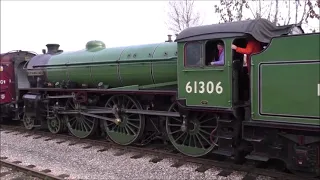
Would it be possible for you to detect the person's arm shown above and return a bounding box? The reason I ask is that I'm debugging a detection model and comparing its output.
[236,41,254,54]
[211,53,224,65]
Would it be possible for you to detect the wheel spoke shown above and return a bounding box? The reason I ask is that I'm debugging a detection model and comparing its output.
[127,118,140,121]
[197,113,206,120]
[83,119,92,130]
[65,101,98,138]
[166,102,218,157]
[103,95,145,145]
[129,104,135,109]
[199,129,211,136]
[23,115,34,130]
[188,135,193,146]
[192,135,197,147]
[80,122,86,132]
[111,125,117,131]
[47,106,66,134]
[200,117,216,124]
[125,100,131,108]
[182,134,188,145]
[169,129,181,135]
[198,132,211,145]
[168,123,181,127]
[124,126,131,135]
[84,116,94,124]
[82,121,89,132]
[127,121,139,129]
[171,117,182,122]
[195,134,205,149]
[175,132,186,142]
[111,99,117,106]
[126,124,136,135]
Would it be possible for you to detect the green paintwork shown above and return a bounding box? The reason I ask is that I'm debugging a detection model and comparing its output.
[107,131,137,145]
[174,144,215,157]
[152,43,177,84]
[140,81,177,89]
[45,41,177,88]
[86,40,106,51]
[177,39,233,108]
[251,33,320,126]
[66,123,97,139]
[91,47,125,87]
[109,81,178,90]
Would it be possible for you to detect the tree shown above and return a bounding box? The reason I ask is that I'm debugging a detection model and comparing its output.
[214,0,320,31]
[166,0,202,34]
[214,0,250,23]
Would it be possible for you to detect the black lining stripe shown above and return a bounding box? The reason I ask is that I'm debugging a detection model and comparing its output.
[150,43,161,84]
[89,53,95,86]
[117,47,128,87]
[66,55,70,81]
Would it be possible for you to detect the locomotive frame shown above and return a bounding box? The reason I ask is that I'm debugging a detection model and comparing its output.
[1,19,319,177]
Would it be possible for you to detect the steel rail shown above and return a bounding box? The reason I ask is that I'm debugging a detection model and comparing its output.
[0,158,68,180]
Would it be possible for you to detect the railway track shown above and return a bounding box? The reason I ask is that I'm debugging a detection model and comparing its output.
[0,157,69,180]
[0,124,317,180]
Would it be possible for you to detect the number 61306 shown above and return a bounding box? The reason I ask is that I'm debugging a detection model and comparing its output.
[185,81,223,94]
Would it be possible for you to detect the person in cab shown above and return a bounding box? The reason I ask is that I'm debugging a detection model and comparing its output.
[210,42,225,66]
[231,36,262,74]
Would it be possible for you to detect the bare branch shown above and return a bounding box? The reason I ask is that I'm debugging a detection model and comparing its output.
[299,0,308,24]
[213,0,319,31]
[273,0,279,24]
[214,0,250,23]
[166,0,202,34]
[295,0,299,24]
[267,0,274,20]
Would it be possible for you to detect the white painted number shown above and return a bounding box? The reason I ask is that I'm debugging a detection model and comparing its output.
[0,80,6,85]
[199,81,205,93]
[185,81,223,94]
[318,83,320,96]
[207,81,214,94]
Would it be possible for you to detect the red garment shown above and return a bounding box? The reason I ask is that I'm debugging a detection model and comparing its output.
[235,40,262,73]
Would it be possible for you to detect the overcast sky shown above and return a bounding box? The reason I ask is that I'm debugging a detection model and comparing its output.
[1,1,319,54]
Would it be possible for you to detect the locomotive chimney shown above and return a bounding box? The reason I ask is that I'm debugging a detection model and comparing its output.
[46,44,60,54]
[166,35,173,42]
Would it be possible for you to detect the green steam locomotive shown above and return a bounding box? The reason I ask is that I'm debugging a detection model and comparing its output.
[1,18,319,177]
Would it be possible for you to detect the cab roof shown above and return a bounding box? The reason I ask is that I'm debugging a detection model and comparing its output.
[175,18,300,43]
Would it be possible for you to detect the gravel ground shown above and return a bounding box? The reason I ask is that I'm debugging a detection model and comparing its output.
[0,131,274,180]
[0,166,42,180]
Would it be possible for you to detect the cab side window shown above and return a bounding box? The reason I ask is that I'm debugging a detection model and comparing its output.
[184,42,202,67]
[204,40,225,66]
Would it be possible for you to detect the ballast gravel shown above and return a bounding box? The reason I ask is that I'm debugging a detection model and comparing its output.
[0,131,274,180]
[0,166,42,180]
